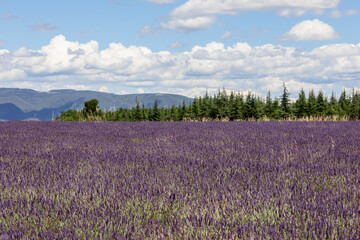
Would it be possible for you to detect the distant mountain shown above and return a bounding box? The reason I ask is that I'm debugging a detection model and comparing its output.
[0,88,192,121]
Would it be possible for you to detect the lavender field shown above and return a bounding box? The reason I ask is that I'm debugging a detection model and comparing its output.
[0,121,359,239]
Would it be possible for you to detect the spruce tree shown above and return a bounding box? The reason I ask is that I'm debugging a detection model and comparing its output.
[191,97,199,119]
[295,88,307,118]
[349,89,360,120]
[142,103,147,120]
[264,91,273,118]
[229,91,239,121]
[316,91,326,116]
[339,89,350,116]
[307,90,317,117]
[133,103,143,121]
[243,92,260,120]
[151,99,161,121]
[280,83,290,118]
[271,98,282,120]
[199,93,209,119]
[327,92,338,116]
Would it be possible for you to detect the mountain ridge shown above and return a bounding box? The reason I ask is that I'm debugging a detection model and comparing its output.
[0,88,192,121]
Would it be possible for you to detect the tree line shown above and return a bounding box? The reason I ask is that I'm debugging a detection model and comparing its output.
[56,84,360,121]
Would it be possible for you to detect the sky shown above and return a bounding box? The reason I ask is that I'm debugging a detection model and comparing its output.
[0,0,360,98]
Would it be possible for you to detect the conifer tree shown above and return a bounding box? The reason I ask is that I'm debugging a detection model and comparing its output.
[264,91,273,118]
[295,88,307,118]
[316,91,326,116]
[271,98,282,119]
[191,97,199,119]
[133,103,143,121]
[229,91,240,121]
[307,90,317,117]
[151,99,161,121]
[327,92,338,116]
[349,89,360,120]
[198,93,209,119]
[141,103,147,120]
[280,83,290,118]
[243,92,260,120]
[339,89,350,116]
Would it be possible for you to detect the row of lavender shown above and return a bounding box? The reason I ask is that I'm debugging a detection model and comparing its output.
[0,121,359,239]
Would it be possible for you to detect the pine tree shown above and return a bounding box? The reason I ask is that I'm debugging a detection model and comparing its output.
[214,88,229,119]
[177,101,186,121]
[307,90,317,117]
[349,89,360,120]
[153,99,161,121]
[243,92,260,120]
[191,97,199,119]
[280,83,290,118]
[327,92,338,116]
[199,93,209,119]
[295,88,307,118]
[339,89,350,116]
[316,91,326,116]
[271,98,282,120]
[229,91,240,121]
[133,103,143,121]
[142,103,147,120]
[264,91,273,118]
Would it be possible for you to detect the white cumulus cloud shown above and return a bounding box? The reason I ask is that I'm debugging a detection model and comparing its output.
[1,35,360,97]
[280,19,340,41]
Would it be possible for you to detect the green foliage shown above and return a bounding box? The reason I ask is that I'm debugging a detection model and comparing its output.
[316,91,326,116]
[295,89,307,118]
[84,99,99,115]
[149,99,161,121]
[307,90,317,117]
[133,103,143,121]
[280,83,290,118]
[57,87,360,122]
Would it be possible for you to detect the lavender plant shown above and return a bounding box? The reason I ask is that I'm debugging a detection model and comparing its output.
[0,121,359,239]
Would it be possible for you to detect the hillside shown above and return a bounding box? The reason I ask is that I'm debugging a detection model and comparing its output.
[0,88,192,121]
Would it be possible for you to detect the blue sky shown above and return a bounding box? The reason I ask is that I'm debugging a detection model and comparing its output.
[1,0,360,97]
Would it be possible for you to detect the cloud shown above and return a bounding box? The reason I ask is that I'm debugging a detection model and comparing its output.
[2,13,20,20]
[161,0,340,32]
[99,86,109,92]
[0,39,5,47]
[1,35,360,97]
[329,9,359,18]
[161,16,216,32]
[137,25,161,37]
[346,9,359,16]
[137,88,145,93]
[280,19,339,41]
[221,31,232,40]
[329,10,342,18]
[30,22,59,32]
[168,41,185,49]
